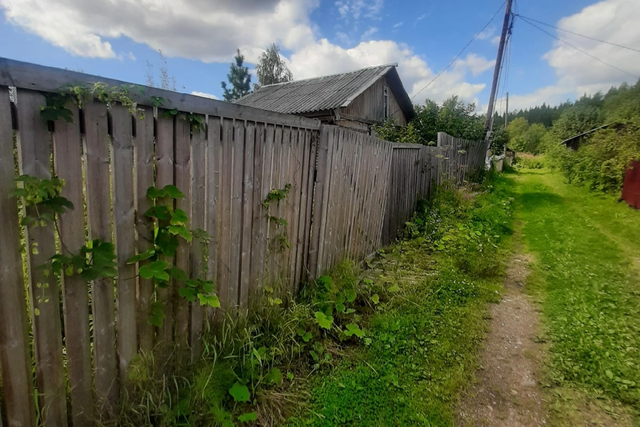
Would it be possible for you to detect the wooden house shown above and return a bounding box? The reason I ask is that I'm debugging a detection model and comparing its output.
[235,64,414,134]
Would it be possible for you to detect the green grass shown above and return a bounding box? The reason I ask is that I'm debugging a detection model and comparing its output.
[514,169,640,421]
[287,174,515,426]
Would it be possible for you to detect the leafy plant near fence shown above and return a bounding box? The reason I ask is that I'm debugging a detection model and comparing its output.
[11,175,117,307]
[263,184,293,253]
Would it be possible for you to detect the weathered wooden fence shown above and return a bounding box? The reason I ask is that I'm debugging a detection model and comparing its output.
[0,58,486,427]
[382,133,488,243]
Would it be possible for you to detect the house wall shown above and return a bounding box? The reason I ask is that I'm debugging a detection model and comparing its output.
[342,76,408,126]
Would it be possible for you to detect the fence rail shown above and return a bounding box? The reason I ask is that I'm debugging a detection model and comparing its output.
[0,59,486,426]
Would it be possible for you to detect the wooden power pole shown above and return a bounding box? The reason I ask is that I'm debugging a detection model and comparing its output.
[505,92,509,128]
[485,0,513,139]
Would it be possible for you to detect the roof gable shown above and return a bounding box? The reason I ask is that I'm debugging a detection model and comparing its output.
[235,64,414,120]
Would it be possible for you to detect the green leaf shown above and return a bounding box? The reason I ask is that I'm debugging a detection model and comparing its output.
[168,267,188,281]
[148,302,165,327]
[198,293,221,308]
[179,287,197,302]
[314,311,333,330]
[139,265,154,279]
[238,412,258,423]
[344,323,365,338]
[266,368,283,386]
[163,185,185,199]
[145,205,171,221]
[128,249,155,264]
[150,260,169,272]
[146,186,166,200]
[170,208,188,224]
[229,382,250,403]
[345,288,357,303]
[371,294,380,304]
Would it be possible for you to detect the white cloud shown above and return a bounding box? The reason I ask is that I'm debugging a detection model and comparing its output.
[476,27,496,41]
[510,0,640,109]
[0,0,493,109]
[289,40,492,106]
[335,0,383,21]
[0,0,319,62]
[491,36,501,45]
[361,27,379,41]
[191,91,219,100]
[393,22,404,29]
[454,53,495,77]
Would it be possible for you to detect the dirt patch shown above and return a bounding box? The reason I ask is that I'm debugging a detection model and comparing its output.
[457,253,548,426]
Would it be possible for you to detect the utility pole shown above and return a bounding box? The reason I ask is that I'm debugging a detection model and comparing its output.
[485,0,514,140]
[505,92,509,128]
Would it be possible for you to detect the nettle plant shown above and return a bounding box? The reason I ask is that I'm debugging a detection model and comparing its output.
[129,185,220,327]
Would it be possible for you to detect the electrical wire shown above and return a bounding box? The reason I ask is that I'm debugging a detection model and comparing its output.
[409,0,508,102]
[517,15,639,79]
[515,14,640,54]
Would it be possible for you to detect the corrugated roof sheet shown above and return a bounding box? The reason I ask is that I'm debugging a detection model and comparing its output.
[235,64,411,116]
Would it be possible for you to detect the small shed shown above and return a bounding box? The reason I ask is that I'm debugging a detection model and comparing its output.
[235,64,414,134]
[560,124,611,150]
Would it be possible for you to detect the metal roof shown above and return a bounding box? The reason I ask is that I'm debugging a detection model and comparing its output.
[235,64,414,119]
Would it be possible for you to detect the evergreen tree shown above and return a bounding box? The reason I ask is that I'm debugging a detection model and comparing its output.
[221,49,252,102]
[254,44,293,90]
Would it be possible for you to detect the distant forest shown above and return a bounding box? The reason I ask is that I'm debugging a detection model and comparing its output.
[491,81,640,129]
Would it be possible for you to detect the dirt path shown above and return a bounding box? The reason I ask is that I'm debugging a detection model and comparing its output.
[457,251,548,427]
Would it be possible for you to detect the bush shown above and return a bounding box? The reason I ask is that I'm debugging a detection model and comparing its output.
[514,153,546,170]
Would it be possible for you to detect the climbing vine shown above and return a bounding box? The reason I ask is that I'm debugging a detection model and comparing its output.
[40,82,145,122]
[163,108,206,135]
[262,184,292,253]
[11,175,118,299]
[128,184,219,326]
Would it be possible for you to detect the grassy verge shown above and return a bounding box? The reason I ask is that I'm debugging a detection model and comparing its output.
[116,173,516,426]
[514,169,640,424]
[287,173,516,426]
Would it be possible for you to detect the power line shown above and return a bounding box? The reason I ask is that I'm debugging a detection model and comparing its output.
[409,0,507,102]
[515,14,640,54]
[517,15,639,79]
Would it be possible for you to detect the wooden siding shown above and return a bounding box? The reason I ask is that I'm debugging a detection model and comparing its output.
[342,76,408,126]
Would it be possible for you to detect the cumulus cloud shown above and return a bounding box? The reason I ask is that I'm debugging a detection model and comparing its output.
[543,0,640,93]
[0,0,495,107]
[509,0,640,109]
[289,41,492,106]
[476,27,496,41]
[0,0,318,62]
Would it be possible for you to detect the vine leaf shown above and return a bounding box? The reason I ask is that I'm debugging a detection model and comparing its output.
[139,260,169,281]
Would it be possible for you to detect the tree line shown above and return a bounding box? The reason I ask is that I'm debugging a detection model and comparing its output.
[512,80,640,193]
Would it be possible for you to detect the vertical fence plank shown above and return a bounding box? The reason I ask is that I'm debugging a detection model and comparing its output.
[174,117,192,362]
[249,123,267,294]
[16,90,68,426]
[155,112,175,351]
[268,126,282,284]
[301,130,317,282]
[0,87,36,427]
[52,102,95,427]
[134,108,155,353]
[190,118,206,359]
[111,105,137,385]
[206,116,221,315]
[239,122,254,311]
[84,100,118,417]
[217,118,233,310]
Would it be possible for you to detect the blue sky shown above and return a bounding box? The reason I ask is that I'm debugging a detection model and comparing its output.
[0,0,638,112]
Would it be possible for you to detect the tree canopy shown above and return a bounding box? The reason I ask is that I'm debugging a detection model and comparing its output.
[254,44,293,90]
[374,96,485,145]
[221,49,252,102]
